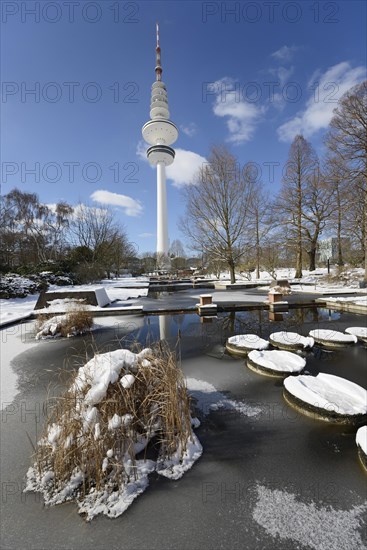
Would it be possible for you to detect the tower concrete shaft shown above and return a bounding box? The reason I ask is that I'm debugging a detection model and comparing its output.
[142,23,178,259]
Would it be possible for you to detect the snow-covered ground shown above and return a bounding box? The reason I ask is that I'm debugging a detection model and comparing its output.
[0,294,39,327]
[0,278,149,327]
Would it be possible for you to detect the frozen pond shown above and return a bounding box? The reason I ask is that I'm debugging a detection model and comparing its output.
[1,307,367,550]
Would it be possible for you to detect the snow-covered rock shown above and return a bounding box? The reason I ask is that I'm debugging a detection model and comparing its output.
[247,350,306,377]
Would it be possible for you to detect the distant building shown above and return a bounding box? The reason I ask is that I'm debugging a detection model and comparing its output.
[317,237,350,263]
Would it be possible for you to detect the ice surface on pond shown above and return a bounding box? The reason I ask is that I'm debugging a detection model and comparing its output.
[252,483,367,550]
[346,327,367,339]
[227,334,269,350]
[186,377,261,417]
[309,329,358,343]
[356,426,367,455]
[284,373,367,415]
[248,350,306,373]
[270,331,314,348]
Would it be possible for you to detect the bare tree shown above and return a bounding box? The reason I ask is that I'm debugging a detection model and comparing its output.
[169,239,186,258]
[69,203,134,279]
[277,135,318,277]
[180,146,255,284]
[247,182,274,278]
[323,156,350,265]
[302,165,335,270]
[326,80,367,279]
[0,189,73,267]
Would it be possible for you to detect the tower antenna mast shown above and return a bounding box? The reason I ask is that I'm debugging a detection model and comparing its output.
[155,22,162,82]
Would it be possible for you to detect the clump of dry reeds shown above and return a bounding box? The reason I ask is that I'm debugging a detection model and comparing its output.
[35,302,93,339]
[27,342,195,511]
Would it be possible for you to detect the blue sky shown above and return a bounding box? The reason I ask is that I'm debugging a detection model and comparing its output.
[1,0,366,255]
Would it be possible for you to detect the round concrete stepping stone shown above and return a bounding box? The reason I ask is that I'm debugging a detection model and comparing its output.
[247,349,306,377]
[309,329,357,349]
[345,327,367,344]
[283,373,367,425]
[356,426,367,472]
[226,334,269,356]
[269,331,314,351]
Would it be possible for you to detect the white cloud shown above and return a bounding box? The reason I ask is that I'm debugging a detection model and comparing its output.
[90,190,143,217]
[136,140,147,161]
[277,61,366,142]
[271,45,298,63]
[269,66,295,86]
[180,122,198,137]
[211,77,265,144]
[136,140,205,188]
[166,148,206,187]
[138,232,155,238]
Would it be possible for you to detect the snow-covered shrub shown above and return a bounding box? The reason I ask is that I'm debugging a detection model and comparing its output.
[0,274,42,298]
[35,302,93,339]
[25,344,202,520]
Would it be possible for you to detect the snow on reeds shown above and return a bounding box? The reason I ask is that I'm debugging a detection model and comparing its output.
[25,342,202,520]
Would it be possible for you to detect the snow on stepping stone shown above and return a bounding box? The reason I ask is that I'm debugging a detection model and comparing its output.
[345,327,367,344]
[226,334,269,356]
[247,350,306,377]
[269,331,314,351]
[356,426,367,472]
[309,329,357,349]
[283,373,367,424]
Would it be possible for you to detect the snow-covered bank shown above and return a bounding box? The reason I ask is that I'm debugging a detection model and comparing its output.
[0,278,149,327]
[0,295,39,327]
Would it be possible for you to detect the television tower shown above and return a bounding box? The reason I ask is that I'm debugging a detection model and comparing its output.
[142,23,178,263]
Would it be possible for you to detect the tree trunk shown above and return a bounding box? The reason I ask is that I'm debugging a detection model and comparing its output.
[295,176,303,279]
[308,242,317,271]
[364,183,367,282]
[228,259,236,284]
[256,210,260,279]
[336,186,344,266]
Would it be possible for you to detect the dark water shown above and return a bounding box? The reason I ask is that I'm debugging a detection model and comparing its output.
[1,308,367,550]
